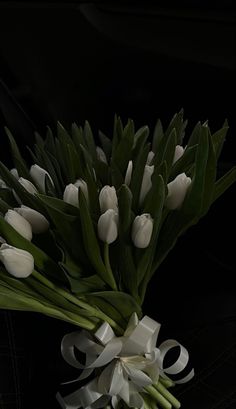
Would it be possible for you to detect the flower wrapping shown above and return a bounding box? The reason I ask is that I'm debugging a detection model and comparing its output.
[0,111,235,409]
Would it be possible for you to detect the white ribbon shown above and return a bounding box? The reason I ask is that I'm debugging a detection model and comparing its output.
[56,313,194,409]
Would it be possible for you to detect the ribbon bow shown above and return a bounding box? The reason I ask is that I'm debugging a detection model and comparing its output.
[56,313,194,409]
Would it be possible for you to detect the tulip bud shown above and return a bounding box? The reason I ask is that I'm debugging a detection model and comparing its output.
[0,243,34,278]
[30,164,54,193]
[63,184,79,207]
[0,178,7,188]
[4,209,32,241]
[139,165,154,205]
[124,161,133,186]
[96,147,107,164]
[131,213,153,248]
[173,145,184,164]
[146,151,155,165]
[97,209,118,244]
[10,168,19,179]
[14,205,49,234]
[166,172,191,210]
[74,179,89,203]
[18,177,38,195]
[13,177,38,204]
[99,185,118,213]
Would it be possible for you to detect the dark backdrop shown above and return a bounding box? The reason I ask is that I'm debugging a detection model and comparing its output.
[0,3,235,409]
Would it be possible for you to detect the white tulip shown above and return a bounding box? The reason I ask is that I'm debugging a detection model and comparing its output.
[0,243,34,278]
[166,173,192,210]
[14,205,49,234]
[0,178,7,188]
[139,165,154,205]
[18,177,38,195]
[146,151,155,165]
[97,209,118,244]
[99,185,118,213]
[173,145,184,164]
[74,179,89,203]
[96,147,107,164]
[4,209,32,241]
[124,161,133,186]
[132,213,153,248]
[63,184,79,207]
[30,164,54,193]
[10,168,19,179]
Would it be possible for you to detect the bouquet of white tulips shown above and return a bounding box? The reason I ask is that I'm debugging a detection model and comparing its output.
[0,110,235,409]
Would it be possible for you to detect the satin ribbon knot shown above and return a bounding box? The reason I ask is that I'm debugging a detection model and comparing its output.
[56,313,194,409]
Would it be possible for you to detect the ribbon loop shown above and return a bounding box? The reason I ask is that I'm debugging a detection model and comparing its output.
[57,313,194,409]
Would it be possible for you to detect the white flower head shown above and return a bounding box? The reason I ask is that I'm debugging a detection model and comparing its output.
[139,165,154,205]
[18,177,38,195]
[166,172,191,210]
[0,243,34,278]
[10,168,19,179]
[0,178,7,188]
[173,145,184,165]
[124,161,133,186]
[30,164,54,193]
[97,209,118,244]
[146,151,155,165]
[96,147,107,164]
[74,179,89,203]
[14,205,49,234]
[131,213,153,249]
[63,184,79,208]
[4,209,32,241]
[99,185,118,213]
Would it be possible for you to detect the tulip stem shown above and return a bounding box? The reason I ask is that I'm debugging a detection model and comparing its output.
[32,270,123,334]
[154,382,181,408]
[145,386,171,409]
[104,243,118,291]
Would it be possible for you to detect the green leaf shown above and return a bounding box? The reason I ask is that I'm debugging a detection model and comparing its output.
[111,119,134,177]
[118,185,133,241]
[130,143,150,212]
[0,285,96,329]
[5,127,32,181]
[213,167,236,202]
[0,268,46,301]
[152,119,164,153]
[161,128,177,178]
[94,160,110,186]
[83,291,142,325]
[169,144,197,181]
[37,194,89,268]
[0,197,11,213]
[165,109,185,144]
[84,120,97,161]
[212,122,229,160]
[64,272,106,294]
[111,162,124,190]
[151,126,209,276]
[0,188,18,207]
[112,115,123,156]
[138,174,165,288]
[187,122,202,147]
[37,194,79,216]
[98,130,112,162]
[45,126,56,156]
[201,126,217,216]
[134,126,149,149]
[79,190,111,286]
[71,122,86,150]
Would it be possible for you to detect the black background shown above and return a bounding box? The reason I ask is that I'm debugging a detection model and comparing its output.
[0,3,235,408]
